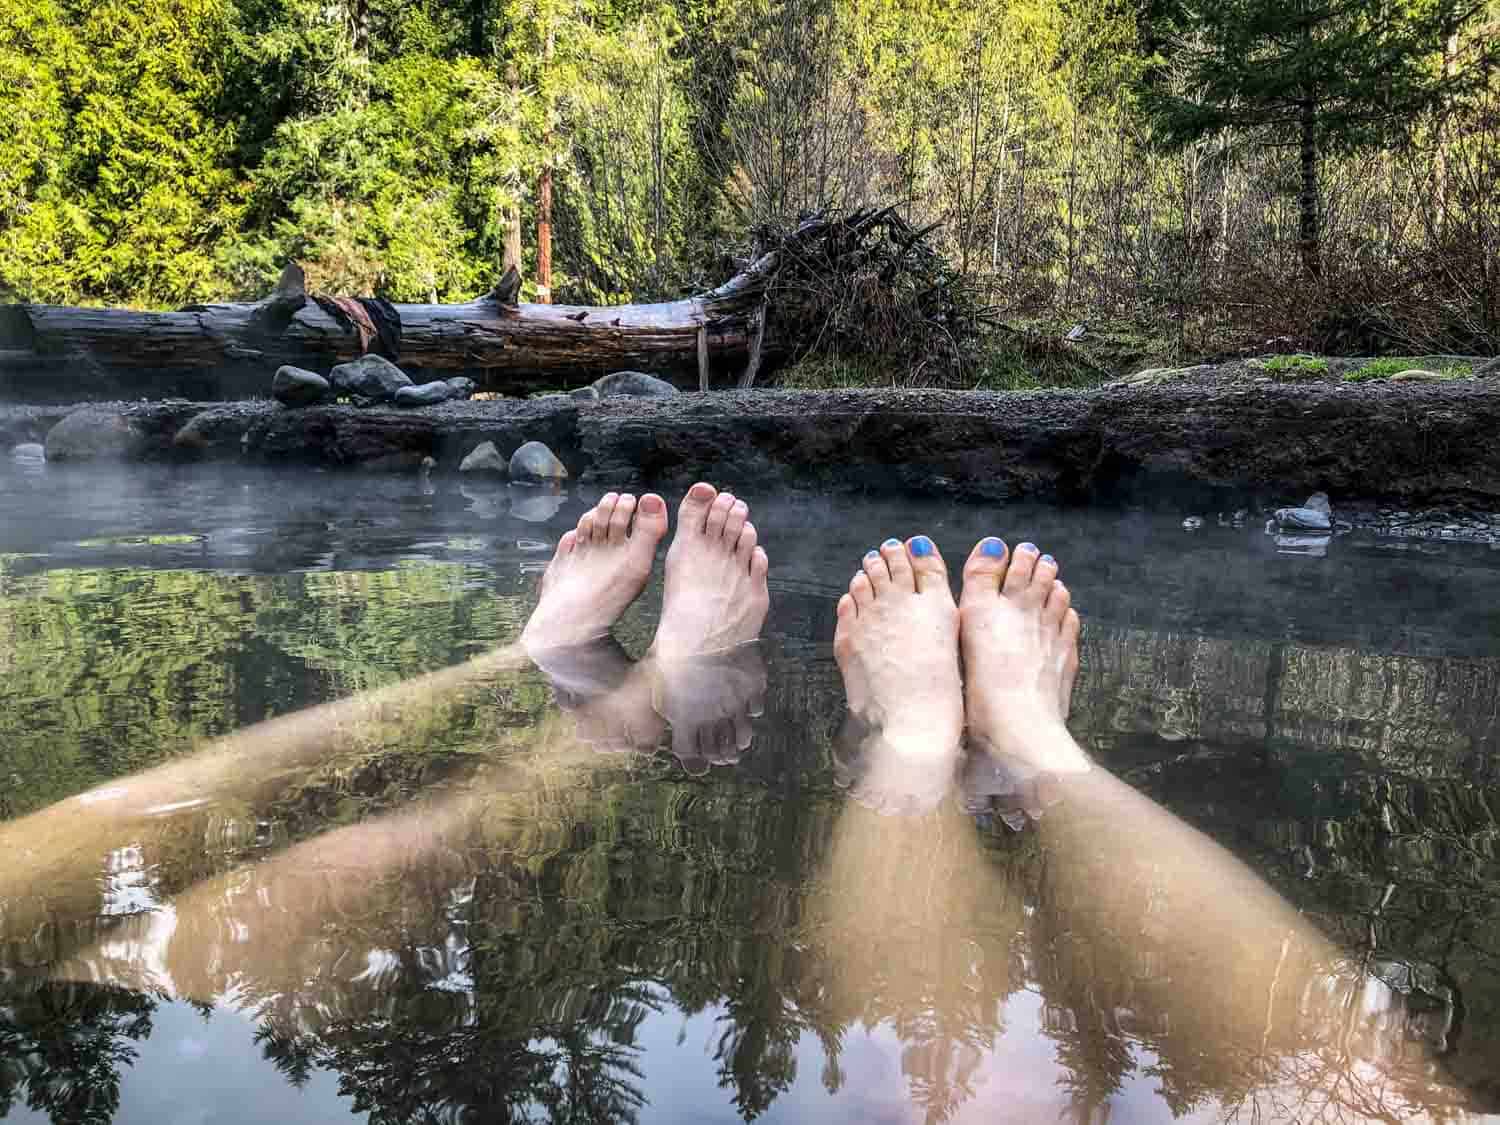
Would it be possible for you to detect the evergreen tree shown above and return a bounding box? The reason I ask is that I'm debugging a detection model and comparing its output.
[1140,0,1478,277]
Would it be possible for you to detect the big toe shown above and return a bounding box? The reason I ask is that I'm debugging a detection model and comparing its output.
[677,482,718,536]
[960,537,1009,602]
[906,535,950,595]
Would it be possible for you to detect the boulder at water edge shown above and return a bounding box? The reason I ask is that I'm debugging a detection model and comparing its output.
[569,385,601,403]
[44,408,145,462]
[459,441,508,475]
[1274,506,1332,532]
[272,365,332,407]
[174,407,258,457]
[445,377,477,400]
[329,354,413,401]
[394,381,455,407]
[1304,492,1332,516]
[592,370,680,398]
[509,440,569,482]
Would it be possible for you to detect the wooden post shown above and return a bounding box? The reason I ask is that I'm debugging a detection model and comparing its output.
[697,322,710,392]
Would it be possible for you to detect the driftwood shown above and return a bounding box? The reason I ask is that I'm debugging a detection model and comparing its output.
[0,212,986,402]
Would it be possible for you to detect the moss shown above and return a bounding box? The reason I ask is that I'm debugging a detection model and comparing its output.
[1263,354,1330,378]
[1344,357,1473,382]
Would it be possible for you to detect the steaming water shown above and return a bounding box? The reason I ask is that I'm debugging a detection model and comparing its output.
[3,461,1500,1124]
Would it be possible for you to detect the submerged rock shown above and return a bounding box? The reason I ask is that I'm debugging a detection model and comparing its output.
[44,408,145,462]
[394,381,455,407]
[1274,506,1333,532]
[459,441,507,474]
[509,440,569,482]
[272,365,331,407]
[329,354,413,401]
[445,377,477,400]
[592,370,679,398]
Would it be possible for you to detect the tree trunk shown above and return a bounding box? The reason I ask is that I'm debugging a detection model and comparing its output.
[1298,94,1321,279]
[0,260,774,402]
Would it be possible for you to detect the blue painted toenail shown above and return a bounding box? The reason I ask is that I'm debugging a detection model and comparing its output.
[1041,553,1055,565]
[981,537,1006,557]
[911,536,934,557]
[1018,542,1038,554]
[883,538,901,548]
[865,549,879,559]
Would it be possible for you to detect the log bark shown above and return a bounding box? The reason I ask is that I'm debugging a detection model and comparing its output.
[0,259,776,402]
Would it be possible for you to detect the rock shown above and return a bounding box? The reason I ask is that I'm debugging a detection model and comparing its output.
[592,370,680,398]
[1274,506,1332,532]
[569,385,601,403]
[394,381,455,407]
[445,377,477,401]
[1474,356,1500,379]
[459,441,508,474]
[509,440,569,482]
[1303,492,1332,516]
[272,365,331,407]
[173,406,258,457]
[510,484,567,522]
[10,442,44,462]
[1182,516,1205,530]
[1388,369,1446,382]
[44,408,145,462]
[329,354,413,401]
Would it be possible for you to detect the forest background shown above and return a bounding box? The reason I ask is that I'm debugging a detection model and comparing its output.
[1,0,1497,387]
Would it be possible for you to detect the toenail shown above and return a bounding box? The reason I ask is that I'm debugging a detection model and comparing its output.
[865,549,879,559]
[981,537,1006,557]
[1018,542,1038,554]
[1041,554,1055,565]
[910,536,934,557]
[883,538,901,548]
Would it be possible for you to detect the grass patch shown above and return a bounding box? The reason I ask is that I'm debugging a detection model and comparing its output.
[1263,354,1329,379]
[1344,357,1473,382]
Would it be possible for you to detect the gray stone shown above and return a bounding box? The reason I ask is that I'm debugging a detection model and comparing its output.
[10,442,44,462]
[1181,516,1204,530]
[1387,368,1446,382]
[569,385,601,403]
[44,408,145,462]
[509,440,569,482]
[592,370,680,398]
[445,377,477,400]
[1303,492,1332,516]
[1275,506,1332,532]
[174,407,257,457]
[459,440,508,474]
[272,365,331,407]
[393,381,455,407]
[1474,356,1500,379]
[329,354,413,401]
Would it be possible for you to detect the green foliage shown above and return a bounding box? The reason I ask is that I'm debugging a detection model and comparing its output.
[1344,357,1474,381]
[1263,354,1330,378]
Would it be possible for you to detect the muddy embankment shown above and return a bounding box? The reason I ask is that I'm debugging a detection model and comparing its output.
[4,378,1500,512]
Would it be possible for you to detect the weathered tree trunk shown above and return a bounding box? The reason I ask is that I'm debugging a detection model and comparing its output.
[0,260,774,402]
[1298,91,1321,279]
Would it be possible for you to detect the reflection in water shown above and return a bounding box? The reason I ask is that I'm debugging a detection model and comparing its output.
[2,471,1500,1123]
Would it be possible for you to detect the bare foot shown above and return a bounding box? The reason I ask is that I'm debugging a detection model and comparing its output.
[649,483,770,662]
[833,535,964,758]
[532,637,665,754]
[958,538,1087,773]
[521,491,669,652]
[652,642,768,773]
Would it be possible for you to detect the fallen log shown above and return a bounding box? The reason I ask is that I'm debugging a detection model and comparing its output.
[0,210,986,402]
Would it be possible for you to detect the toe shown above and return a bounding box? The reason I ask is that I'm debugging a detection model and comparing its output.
[734,711,754,752]
[1002,542,1040,596]
[863,547,893,592]
[906,535,948,595]
[960,537,1008,601]
[1043,578,1071,628]
[722,498,750,546]
[735,522,758,566]
[607,493,637,544]
[850,571,874,610]
[879,537,913,591]
[836,591,857,626]
[632,493,670,545]
[750,546,769,583]
[556,528,578,556]
[678,482,718,535]
[1022,552,1057,609]
[594,492,620,538]
[705,491,736,541]
[575,511,598,549]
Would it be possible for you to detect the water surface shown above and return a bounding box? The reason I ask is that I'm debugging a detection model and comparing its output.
[3,462,1500,1123]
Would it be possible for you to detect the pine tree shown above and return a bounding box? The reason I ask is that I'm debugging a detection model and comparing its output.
[1141,0,1478,277]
